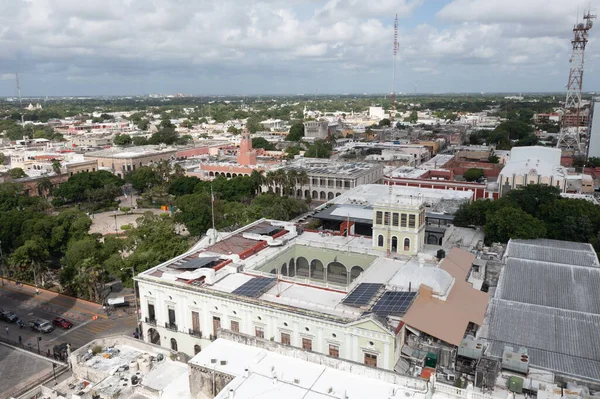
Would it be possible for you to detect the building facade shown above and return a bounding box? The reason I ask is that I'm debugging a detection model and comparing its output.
[372,200,426,256]
[84,146,177,178]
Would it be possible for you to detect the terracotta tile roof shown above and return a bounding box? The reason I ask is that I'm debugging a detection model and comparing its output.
[402,248,488,346]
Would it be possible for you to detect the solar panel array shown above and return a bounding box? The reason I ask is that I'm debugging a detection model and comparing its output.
[342,283,383,307]
[232,278,277,298]
[371,291,417,316]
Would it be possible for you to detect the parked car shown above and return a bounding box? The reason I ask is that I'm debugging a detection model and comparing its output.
[53,342,71,361]
[1,310,18,323]
[52,317,73,329]
[29,319,54,333]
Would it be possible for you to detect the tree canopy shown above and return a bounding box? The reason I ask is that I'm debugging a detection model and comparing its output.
[286,123,305,141]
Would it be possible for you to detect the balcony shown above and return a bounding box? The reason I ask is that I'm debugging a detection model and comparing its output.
[165,322,178,332]
[145,317,156,326]
[188,329,202,338]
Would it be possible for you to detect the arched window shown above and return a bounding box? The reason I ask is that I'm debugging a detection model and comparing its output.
[320,191,326,200]
[327,262,347,285]
[377,235,384,247]
[288,258,296,277]
[194,344,201,355]
[170,338,178,352]
[305,190,310,198]
[270,268,277,274]
[312,190,318,199]
[391,236,398,253]
[350,266,364,282]
[281,263,288,276]
[296,257,309,277]
[310,259,324,280]
[327,192,334,200]
[404,238,411,251]
[297,189,302,198]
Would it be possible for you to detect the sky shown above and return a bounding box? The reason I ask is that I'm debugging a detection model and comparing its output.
[0,0,599,96]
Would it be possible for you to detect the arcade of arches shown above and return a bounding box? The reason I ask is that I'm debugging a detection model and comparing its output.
[269,256,365,286]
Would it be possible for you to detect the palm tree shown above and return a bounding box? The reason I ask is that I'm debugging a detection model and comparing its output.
[296,170,309,197]
[36,177,53,198]
[273,169,288,196]
[51,159,62,175]
[249,170,265,196]
[286,169,298,197]
[265,170,277,193]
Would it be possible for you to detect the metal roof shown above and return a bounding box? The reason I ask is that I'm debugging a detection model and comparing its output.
[486,299,600,381]
[504,239,599,267]
[484,238,600,382]
[496,258,600,314]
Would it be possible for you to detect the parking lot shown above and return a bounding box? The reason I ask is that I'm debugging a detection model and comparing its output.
[0,282,137,356]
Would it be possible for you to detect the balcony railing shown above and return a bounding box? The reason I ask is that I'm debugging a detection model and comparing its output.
[188,329,202,338]
[165,322,178,331]
[145,317,156,326]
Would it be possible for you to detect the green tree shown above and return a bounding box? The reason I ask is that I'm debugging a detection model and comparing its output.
[137,119,150,130]
[286,123,305,141]
[252,137,275,150]
[114,133,133,145]
[36,177,54,198]
[132,136,148,146]
[246,116,263,134]
[52,171,123,207]
[126,166,161,192]
[8,239,49,283]
[304,140,332,158]
[149,128,178,145]
[378,118,391,127]
[463,168,484,182]
[227,126,241,135]
[504,184,561,217]
[404,111,418,124]
[484,207,547,244]
[8,168,27,179]
[488,154,499,164]
[168,176,200,196]
[285,145,301,159]
[51,159,62,175]
[0,153,4,165]
[175,193,214,236]
[538,199,600,242]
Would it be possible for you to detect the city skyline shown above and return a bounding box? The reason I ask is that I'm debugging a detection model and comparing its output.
[1,0,598,96]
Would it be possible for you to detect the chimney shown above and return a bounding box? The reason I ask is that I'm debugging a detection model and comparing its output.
[244,368,249,378]
[229,389,235,399]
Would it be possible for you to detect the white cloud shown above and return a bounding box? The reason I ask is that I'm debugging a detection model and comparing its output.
[0,0,597,95]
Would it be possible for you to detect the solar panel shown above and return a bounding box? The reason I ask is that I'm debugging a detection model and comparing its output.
[232,278,276,298]
[342,283,383,307]
[174,256,219,270]
[371,291,417,316]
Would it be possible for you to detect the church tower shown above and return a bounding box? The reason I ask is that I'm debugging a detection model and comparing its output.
[237,127,257,166]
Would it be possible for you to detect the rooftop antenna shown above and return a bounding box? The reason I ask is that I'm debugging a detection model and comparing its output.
[557,6,596,156]
[390,14,399,126]
[15,73,24,125]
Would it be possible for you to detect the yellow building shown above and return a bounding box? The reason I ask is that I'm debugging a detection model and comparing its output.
[372,198,425,255]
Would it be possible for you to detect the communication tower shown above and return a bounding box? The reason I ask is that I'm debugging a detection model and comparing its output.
[390,14,399,125]
[557,9,596,153]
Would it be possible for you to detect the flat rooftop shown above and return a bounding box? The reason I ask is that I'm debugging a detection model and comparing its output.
[282,158,380,177]
[327,184,472,214]
[53,336,190,399]
[191,338,429,399]
[138,218,484,328]
[84,145,177,159]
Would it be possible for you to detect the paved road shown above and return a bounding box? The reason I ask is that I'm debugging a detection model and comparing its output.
[0,283,137,355]
[0,344,56,398]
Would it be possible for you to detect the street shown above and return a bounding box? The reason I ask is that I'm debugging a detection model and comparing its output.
[0,282,137,355]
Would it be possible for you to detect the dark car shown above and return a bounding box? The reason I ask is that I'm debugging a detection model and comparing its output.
[1,310,18,323]
[52,317,73,329]
[53,342,72,361]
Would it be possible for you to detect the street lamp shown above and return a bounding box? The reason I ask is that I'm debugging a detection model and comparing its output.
[122,267,140,338]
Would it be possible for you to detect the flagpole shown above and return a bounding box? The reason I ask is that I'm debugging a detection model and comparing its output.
[211,185,216,242]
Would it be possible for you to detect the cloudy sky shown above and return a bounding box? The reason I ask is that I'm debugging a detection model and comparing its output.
[1,0,599,96]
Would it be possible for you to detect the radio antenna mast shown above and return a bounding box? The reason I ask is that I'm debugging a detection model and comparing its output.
[16,73,24,125]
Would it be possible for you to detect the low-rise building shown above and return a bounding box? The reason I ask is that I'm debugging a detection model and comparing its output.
[267,158,384,201]
[84,145,178,178]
